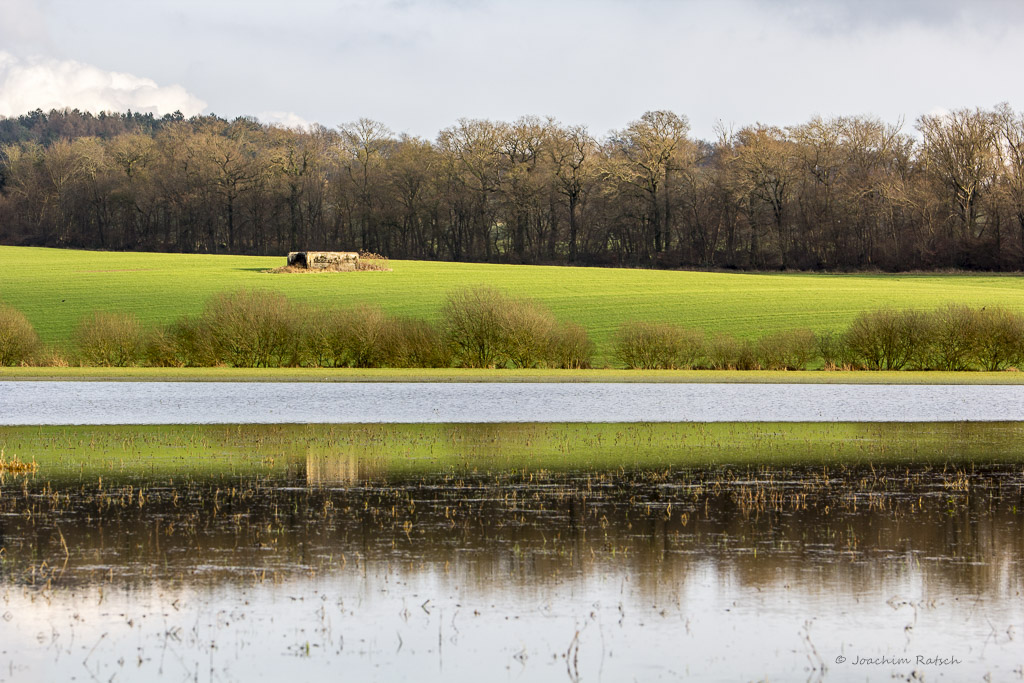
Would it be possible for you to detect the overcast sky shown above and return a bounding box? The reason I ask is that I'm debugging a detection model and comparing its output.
[1,0,1021,140]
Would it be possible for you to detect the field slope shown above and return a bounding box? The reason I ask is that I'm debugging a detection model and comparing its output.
[3,246,1024,363]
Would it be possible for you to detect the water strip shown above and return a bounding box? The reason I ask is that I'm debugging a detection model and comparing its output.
[2,381,1023,424]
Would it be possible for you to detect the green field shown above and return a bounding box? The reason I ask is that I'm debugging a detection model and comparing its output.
[3,246,1024,364]
[4,422,1023,482]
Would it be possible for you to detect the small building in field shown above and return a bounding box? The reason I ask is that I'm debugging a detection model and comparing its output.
[287,251,360,269]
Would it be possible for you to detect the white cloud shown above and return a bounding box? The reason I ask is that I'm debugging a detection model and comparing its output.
[6,1,1022,141]
[256,111,312,129]
[0,51,206,117]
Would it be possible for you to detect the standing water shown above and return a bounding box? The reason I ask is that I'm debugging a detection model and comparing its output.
[0,422,1021,681]
[3,381,1024,423]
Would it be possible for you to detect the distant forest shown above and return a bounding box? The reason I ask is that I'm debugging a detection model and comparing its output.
[2,105,1024,271]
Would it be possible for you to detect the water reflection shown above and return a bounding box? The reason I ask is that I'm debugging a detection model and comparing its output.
[306,451,365,484]
[1,456,1022,681]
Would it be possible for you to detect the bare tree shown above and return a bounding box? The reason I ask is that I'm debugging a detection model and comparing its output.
[606,111,691,258]
[917,108,998,260]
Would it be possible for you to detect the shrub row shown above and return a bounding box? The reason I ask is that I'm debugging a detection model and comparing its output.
[840,305,1024,371]
[1,287,594,369]
[441,287,593,369]
[3,296,1023,370]
[612,305,1024,371]
[614,324,818,370]
[144,290,463,369]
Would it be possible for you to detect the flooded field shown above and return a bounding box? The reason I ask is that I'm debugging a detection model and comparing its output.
[1,423,1023,681]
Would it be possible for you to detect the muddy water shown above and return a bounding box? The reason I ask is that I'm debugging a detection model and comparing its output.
[4,380,1024,424]
[1,456,1022,681]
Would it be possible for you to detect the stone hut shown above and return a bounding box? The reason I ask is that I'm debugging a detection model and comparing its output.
[287,251,360,269]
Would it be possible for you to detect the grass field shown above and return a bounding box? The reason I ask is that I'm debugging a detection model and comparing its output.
[3,246,1024,364]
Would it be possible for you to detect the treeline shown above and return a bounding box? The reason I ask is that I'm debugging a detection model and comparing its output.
[0,108,185,147]
[2,104,1024,270]
[2,291,1022,371]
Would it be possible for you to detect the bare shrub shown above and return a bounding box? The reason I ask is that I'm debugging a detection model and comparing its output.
[706,333,759,370]
[757,329,817,370]
[756,333,788,370]
[845,310,896,370]
[380,317,454,368]
[0,304,40,366]
[303,309,344,368]
[734,339,760,370]
[707,333,740,370]
[899,311,935,370]
[441,287,519,368]
[926,304,980,371]
[203,290,302,367]
[145,317,215,367]
[303,305,390,368]
[614,322,705,369]
[144,327,178,367]
[442,287,507,368]
[74,312,143,367]
[304,307,452,369]
[972,307,1024,371]
[548,322,595,369]
[499,299,557,368]
[336,305,392,367]
[442,287,588,369]
[844,309,930,370]
[817,330,867,370]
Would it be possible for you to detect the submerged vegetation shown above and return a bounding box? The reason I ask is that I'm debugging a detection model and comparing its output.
[0,449,37,475]
[1,421,1022,592]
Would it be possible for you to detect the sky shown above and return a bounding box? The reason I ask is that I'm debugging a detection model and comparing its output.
[0,0,1021,140]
